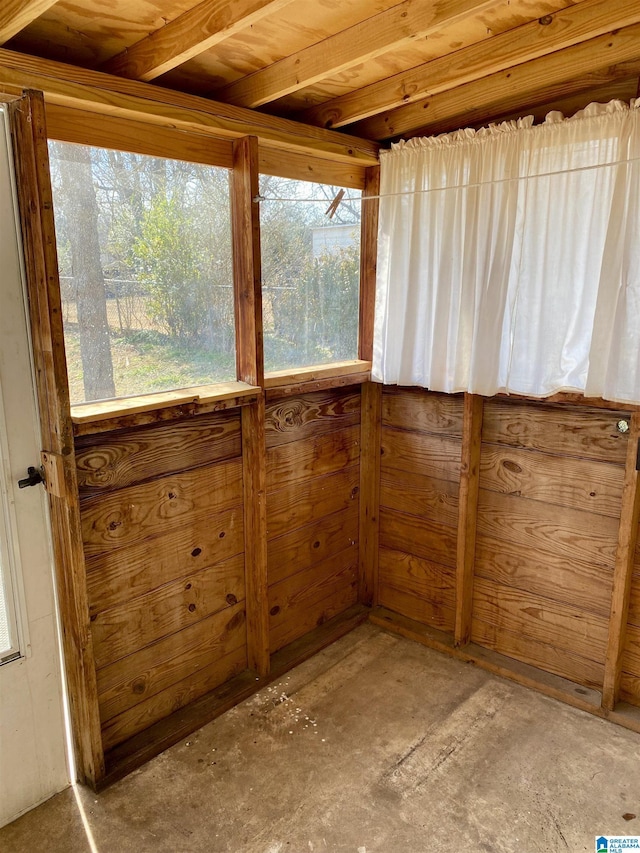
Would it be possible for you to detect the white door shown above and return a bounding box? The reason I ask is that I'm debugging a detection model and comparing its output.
[0,104,69,828]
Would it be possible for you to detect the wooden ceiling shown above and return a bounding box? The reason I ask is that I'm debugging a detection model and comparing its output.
[2,0,640,144]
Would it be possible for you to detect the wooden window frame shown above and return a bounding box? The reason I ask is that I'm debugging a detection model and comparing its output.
[44,106,379,427]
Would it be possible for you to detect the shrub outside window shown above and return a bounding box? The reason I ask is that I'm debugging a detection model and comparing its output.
[259,176,361,373]
[48,142,236,405]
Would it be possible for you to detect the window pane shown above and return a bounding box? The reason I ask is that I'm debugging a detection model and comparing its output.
[259,176,361,372]
[48,142,236,404]
[0,551,13,656]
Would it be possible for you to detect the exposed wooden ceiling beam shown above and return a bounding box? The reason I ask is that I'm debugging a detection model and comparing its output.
[0,0,59,44]
[473,76,640,129]
[0,49,379,165]
[299,0,640,130]
[216,0,502,109]
[403,59,640,140]
[352,21,640,140]
[102,0,293,82]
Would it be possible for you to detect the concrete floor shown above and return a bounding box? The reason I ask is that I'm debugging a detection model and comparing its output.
[2,622,640,852]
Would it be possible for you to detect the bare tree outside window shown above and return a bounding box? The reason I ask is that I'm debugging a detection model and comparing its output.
[48,142,236,405]
[56,144,115,401]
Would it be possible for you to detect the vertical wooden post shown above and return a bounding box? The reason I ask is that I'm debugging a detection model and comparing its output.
[602,413,640,711]
[232,135,264,389]
[241,400,269,675]
[9,90,105,786]
[232,136,269,676]
[455,393,484,647]
[359,381,382,607]
[357,165,381,607]
[358,164,380,363]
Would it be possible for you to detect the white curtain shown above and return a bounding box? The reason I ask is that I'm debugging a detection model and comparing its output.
[372,100,640,403]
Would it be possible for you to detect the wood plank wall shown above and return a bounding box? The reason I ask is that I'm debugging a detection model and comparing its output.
[75,410,248,752]
[378,388,464,632]
[621,528,640,705]
[473,399,625,690]
[265,387,361,653]
[377,387,640,698]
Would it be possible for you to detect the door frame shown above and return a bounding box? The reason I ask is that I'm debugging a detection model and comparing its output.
[8,89,105,788]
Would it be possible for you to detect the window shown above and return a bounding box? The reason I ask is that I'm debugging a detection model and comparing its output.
[259,176,361,373]
[48,142,236,405]
[373,102,640,403]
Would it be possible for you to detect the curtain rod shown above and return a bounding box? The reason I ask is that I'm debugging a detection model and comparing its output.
[254,153,640,205]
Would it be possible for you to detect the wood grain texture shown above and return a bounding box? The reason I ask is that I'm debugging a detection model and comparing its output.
[47,104,234,169]
[265,388,361,448]
[382,388,464,437]
[621,623,640,675]
[46,104,233,168]
[472,578,609,667]
[474,532,613,617]
[0,1,59,44]
[101,644,248,751]
[96,603,247,723]
[354,20,640,140]
[264,360,369,389]
[86,506,244,616]
[372,607,604,711]
[380,508,457,569]
[401,61,640,141]
[71,390,257,437]
[358,168,380,363]
[479,443,625,518]
[455,394,483,646]
[267,505,358,588]
[265,372,369,401]
[76,411,241,495]
[266,425,360,490]
[242,398,270,676]
[602,414,640,709]
[620,669,640,706]
[268,547,358,652]
[267,465,360,541]
[359,381,382,606]
[0,51,380,166]
[472,616,605,690]
[378,584,455,634]
[102,0,292,82]
[621,612,640,706]
[381,427,462,480]
[92,553,246,669]
[232,135,263,388]
[80,458,242,557]
[503,391,640,413]
[258,145,365,189]
[380,471,459,528]
[102,604,369,785]
[306,0,640,130]
[9,91,105,786]
[266,370,371,404]
[379,545,455,613]
[476,489,620,569]
[482,400,629,464]
[624,574,640,627]
[71,382,257,425]
[217,0,501,108]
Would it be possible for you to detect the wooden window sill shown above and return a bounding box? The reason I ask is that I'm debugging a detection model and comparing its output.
[263,359,371,399]
[71,381,261,436]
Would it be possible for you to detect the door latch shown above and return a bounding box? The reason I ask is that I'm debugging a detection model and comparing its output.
[17,466,44,489]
